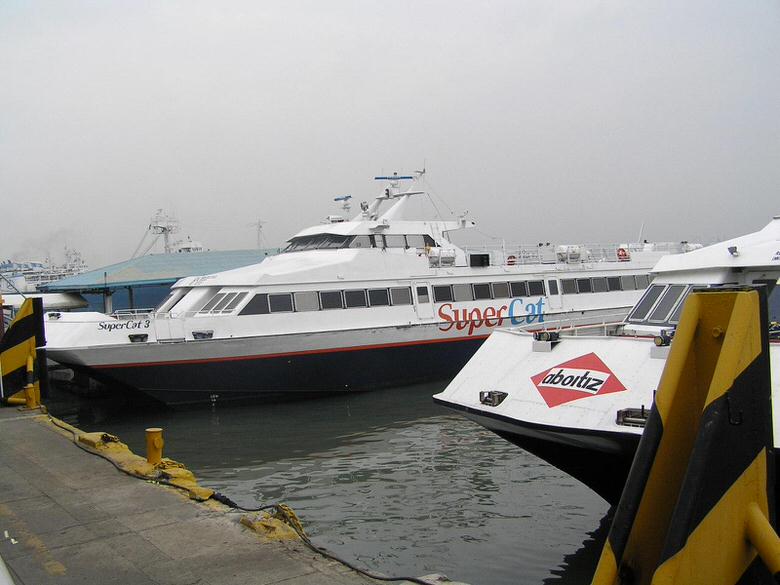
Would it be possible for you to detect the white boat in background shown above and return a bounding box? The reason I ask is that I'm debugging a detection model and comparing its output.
[1,249,89,315]
[434,217,780,503]
[44,173,693,404]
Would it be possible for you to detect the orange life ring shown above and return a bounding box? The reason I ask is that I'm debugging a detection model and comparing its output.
[507,255,517,266]
[617,247,629,261]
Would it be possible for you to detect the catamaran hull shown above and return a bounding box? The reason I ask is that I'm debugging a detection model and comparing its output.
[434,398,640,503]
[48,334,487,404]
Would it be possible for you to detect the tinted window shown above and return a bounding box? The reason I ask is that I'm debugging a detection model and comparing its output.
[223,292,248,313]
[576,279,592,293]
[416,286,430,303]
[621,275,637,291]
[492,282,509,298]
[592,277,608,293]
[320,290,343,310]
[561,279,577,294]
[390,287,412,306]
[628,284,665,321]
[669,290,691,324]
[240,294,269,315]
[648,285,687,322]
[528,281,545,296]
[385,235,406,248]
[212,292,237,312]
[344,290,368,308]
[510,281,528,297]
[547,280,559,295]
[433,285,453,302]
[635,274,650,289]
[368,289,390,306]
[294,291,320,311]
[452,284,473,302]
[284,233,351,252]
[406,235,426,248]
[473,283,492,300]
[269,293,293,312]
[349,235,372,249]
[199,293,226,313]
[607,277,622,292]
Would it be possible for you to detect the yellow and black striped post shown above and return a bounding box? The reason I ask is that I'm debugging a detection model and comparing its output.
[0,297,48,405]
[592,286,777,585]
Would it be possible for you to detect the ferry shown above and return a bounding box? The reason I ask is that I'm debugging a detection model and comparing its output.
[433,217,780,503]
[43,173,693,404]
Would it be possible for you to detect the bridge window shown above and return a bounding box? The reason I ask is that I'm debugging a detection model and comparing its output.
[636,274,650,289]
[349,236,372,249]
[648,285,687,323]
[628,285,665,322]
[385,235,407,248]
[406,235,426,248]
[607,277,622,291]
[222,292,248,313]
[199,293,226,313]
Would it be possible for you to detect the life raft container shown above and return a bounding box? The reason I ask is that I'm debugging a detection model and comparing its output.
[617,247,630,261]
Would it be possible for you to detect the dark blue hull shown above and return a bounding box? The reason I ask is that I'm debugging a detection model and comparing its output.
[62,337,487,404]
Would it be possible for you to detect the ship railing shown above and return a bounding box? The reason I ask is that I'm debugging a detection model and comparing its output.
[529,310,629,337]
[462,241,691,267]
[112,308,156,319]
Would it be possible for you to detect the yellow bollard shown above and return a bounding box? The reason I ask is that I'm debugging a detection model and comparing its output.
[145,427,164,465]
[23,384,38,409]
[746,502,780,575]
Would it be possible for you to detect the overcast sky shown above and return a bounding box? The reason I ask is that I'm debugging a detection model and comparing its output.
[1,1,778,267]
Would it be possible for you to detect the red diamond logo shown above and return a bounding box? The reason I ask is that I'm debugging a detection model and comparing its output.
[530,352,627,408]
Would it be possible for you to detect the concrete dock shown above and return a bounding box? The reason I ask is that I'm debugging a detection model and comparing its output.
[0,407,444,585]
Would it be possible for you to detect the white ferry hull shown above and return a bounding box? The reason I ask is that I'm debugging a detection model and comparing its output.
[434,329,780,503]
[45,306,631,404]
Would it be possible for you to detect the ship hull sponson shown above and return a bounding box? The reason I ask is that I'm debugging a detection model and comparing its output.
[48,329,488,404]
[434,398,641,503]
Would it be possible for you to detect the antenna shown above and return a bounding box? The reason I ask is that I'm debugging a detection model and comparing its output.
[149,209,180,254]
[334,195,352,214]
[246,219,267,249]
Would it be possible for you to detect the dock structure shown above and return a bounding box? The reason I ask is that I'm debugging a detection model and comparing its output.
[0,408,433,585]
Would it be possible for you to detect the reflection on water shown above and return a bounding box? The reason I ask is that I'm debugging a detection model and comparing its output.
[47,382,609,585]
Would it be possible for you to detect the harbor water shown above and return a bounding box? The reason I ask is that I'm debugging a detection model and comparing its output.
[46,381,610,585]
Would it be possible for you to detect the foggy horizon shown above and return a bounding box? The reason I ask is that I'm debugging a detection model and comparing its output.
[2,1,778,268]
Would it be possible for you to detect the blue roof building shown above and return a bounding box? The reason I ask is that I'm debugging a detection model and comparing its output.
[41,249,278,313]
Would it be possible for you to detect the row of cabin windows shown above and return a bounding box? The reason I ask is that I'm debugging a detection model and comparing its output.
[560,274,650,295]
[431,280,546,303]
[235,287,415,315]
[197,273,654,315]
[428,274,650,304]
[283,234,437,253]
